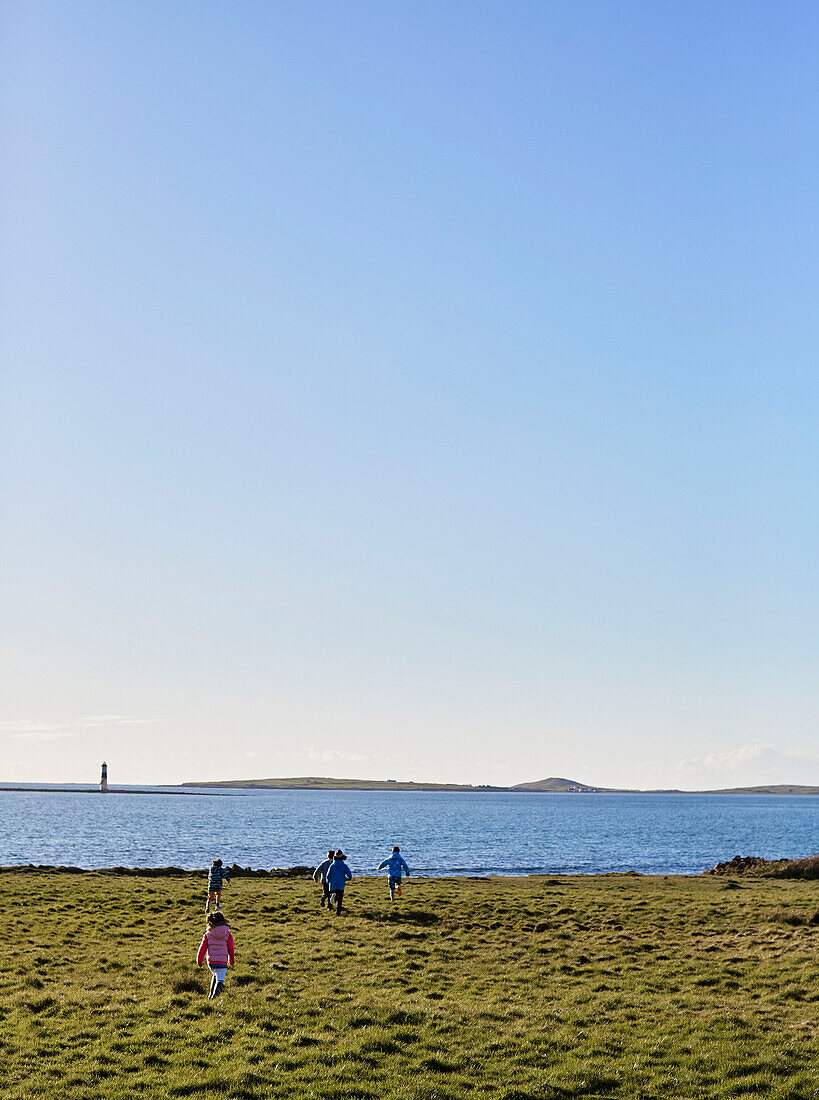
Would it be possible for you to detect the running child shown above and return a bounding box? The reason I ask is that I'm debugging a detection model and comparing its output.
[206,858,230,913]
[325,849,352,916]
[313,849,335,908]
[378,845,410,901]
[196,911,235,998]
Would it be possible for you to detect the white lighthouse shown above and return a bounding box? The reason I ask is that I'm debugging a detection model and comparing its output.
[100,761,108,792]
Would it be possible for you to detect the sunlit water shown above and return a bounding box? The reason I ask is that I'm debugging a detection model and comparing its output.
[2,788,816,875]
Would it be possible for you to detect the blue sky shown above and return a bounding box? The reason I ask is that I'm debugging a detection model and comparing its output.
[2,2,818,786]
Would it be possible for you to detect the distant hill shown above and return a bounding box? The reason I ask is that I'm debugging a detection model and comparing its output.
[181,775,819,795]
[513,779,819,795]
[181,776,507,792]
[515,779,819,795]
[511,777,616,792]
[702,784,819,795]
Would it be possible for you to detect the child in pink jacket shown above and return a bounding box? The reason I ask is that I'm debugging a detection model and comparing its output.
[197,911,235,998]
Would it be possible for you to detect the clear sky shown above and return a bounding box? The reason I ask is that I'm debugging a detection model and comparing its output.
[2,2,818,788]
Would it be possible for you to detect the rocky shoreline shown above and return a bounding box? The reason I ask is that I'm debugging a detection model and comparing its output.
[3,855,816,878]
[0,863,313,877]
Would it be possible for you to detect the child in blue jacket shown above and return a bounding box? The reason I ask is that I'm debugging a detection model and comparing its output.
[378,846,410,901]
[206,858,231,913]
[325,849,352,915]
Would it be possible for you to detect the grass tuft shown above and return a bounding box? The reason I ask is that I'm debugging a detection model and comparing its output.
[771,855,819,879]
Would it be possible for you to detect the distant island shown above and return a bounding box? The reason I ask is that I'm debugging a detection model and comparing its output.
[181,776,509,792]
[181,775,819,795]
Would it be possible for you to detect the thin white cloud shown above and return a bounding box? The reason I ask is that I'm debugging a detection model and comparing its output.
[1,716,164,736]
[594,744,819,791]
[307,747,371,764]
[675,744,819,786]
[79,715,164,727]
[10,729,79,742]
[0,721,63,733]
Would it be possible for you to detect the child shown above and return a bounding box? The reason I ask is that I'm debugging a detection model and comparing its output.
[378,845,411,902]
[206,858,230,913]
[197,911,235,998]
[313,849,335,908]
[325,849,352,916]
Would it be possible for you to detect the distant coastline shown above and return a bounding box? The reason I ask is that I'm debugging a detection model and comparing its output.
[179,775,819,795]
[3,776,817,796]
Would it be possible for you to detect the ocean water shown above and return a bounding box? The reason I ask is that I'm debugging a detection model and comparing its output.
[2,788,816,875]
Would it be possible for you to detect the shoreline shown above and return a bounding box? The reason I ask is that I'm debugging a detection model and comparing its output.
[2,853,813,879]
[0,864,313,877]
[0,863,667,878]
[0,787,237,796]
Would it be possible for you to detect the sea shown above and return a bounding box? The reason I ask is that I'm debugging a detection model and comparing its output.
[2,787,816,876]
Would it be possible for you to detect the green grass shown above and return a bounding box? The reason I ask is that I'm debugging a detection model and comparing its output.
[4,872,818,1098]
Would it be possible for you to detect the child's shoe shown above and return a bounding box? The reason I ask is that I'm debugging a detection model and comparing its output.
[213,981,224,997]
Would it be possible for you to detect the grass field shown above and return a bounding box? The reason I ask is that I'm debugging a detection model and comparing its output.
[5,870,817,1099]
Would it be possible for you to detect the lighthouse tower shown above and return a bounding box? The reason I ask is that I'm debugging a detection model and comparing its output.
[100,762,108,792]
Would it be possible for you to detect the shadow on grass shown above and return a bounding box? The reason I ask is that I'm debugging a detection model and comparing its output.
[170,972,205,994]
[355,907,440,927]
